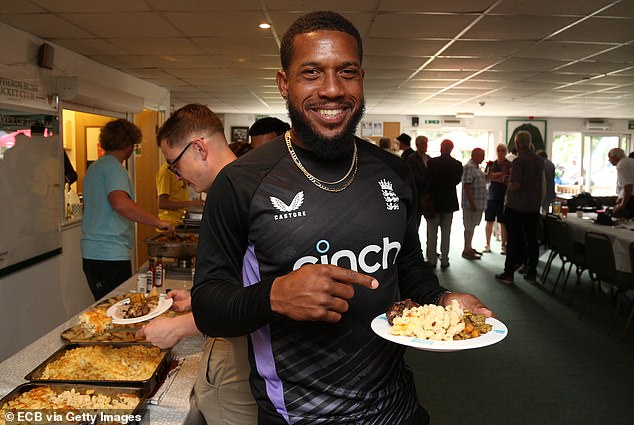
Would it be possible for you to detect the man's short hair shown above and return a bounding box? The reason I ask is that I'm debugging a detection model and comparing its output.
[609,147,626,160]
[515,130,532,150]
[415,135,428,146]
[280,11,363,71]
[157,103,224,148]
[378,137,392,150]
[248,117,290,137]
[440,139,454,153]
[100,119,142,151]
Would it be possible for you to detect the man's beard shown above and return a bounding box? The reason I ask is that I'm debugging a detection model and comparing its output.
[287,99,365,160]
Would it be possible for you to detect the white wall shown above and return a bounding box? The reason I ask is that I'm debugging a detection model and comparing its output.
[0,23,169,362]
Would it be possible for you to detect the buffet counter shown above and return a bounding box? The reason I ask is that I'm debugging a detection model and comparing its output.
[0,273,206,425]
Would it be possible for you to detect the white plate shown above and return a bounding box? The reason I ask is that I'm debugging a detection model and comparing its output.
[371,313,508,352]
[106,294,173,324]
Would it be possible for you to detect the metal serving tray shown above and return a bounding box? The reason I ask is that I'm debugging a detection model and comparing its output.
[24,343,172,398]
[0,383,147,424]
[143,233,198,258]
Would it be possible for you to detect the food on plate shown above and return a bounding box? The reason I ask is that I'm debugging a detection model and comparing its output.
[386,299,421,325]
[0,387,140,425]
[388,299,492,341]
[38,345,165,381]
[120,287,160,319]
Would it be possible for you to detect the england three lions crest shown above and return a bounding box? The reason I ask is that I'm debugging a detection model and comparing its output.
[379,179,399,210]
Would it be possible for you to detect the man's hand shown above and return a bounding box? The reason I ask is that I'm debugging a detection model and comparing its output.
[136,313,201,349]
[157,220,176,233]
[270,264,379,323]
[166,289,192,312]
[441,292,494,318]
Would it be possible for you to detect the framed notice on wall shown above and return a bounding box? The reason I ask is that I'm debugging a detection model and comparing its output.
[372,122,383,136]
[231,126,249,142]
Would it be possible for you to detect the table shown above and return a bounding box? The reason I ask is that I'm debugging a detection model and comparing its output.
[564,213,634,273]
[0,273,206,425]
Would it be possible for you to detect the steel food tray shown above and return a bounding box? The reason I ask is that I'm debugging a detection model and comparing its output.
[143,233,198,258]
[24,343,172,397]
[0,383,147,423]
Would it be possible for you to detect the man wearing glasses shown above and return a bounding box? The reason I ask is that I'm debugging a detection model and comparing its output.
[140,104,256,425]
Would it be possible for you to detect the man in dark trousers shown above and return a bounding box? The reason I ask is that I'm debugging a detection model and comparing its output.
[424,139,463,269]
[495,130,544,284]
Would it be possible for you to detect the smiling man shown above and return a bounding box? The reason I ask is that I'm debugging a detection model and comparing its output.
[191,11,492,424]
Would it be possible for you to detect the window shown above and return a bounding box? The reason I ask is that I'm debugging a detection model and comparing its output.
[552,132,630,196]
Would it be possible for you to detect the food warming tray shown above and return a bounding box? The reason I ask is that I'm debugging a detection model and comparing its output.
[143,233,198,258]
[0,383,147,422]
[24,343,172,397]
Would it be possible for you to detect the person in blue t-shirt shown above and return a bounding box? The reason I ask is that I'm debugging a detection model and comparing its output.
[81,119,174,300]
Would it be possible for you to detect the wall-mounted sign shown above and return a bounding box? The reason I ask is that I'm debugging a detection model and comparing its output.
[424,119,440,125]
[628,120,634,130]
[0,76,38,100]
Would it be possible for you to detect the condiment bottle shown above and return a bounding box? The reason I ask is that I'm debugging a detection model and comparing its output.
[136,273,146,294]
[155,255,164,288]
[147,257,155,292]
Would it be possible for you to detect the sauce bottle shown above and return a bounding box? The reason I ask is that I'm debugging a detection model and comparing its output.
[146,257,155,292]
[155,255,164,288]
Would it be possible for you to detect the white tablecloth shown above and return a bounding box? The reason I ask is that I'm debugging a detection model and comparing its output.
[564,213,634,273]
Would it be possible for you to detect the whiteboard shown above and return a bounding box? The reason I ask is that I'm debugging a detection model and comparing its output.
[0,112,62,276]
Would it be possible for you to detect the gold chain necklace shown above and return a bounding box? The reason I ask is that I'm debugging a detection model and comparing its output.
[284,130,358,193]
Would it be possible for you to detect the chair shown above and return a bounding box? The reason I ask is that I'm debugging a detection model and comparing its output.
[546,218,587,297]
[621,242,634,337]
[539,214,560,285]
[578,232,631,333]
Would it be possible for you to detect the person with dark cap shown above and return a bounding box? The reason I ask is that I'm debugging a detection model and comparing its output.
[397,133,414,160]
[248,116,291,149]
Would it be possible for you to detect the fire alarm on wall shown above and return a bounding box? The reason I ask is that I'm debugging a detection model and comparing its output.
[37,43,55,70]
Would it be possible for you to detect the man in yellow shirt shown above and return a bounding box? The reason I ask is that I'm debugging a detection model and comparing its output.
[156,162,203,225]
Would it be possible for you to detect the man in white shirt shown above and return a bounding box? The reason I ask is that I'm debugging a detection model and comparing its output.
[608,147,634,218]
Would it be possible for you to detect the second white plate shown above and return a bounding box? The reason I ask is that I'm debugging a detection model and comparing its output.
[106,294,173,324]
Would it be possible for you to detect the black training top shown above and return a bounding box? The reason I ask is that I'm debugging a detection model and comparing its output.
[192,136,447,424]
